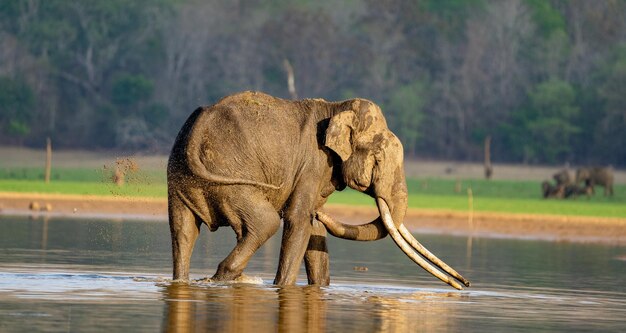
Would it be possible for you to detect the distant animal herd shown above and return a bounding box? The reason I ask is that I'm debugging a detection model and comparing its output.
[542,166,614,199]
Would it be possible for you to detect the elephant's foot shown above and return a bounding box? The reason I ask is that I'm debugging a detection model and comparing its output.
[195,276,214,283]
[234,274,263,284]
[198,274,263,284]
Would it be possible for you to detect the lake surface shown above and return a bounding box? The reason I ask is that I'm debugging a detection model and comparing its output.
[1,214,625,332]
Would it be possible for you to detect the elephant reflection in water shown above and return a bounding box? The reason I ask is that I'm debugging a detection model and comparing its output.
[161,283,326,333]
[367,292,464,332]
[161,283,463,332]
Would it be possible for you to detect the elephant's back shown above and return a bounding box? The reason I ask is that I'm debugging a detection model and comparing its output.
[170,91,306,187]
[168,106,206,175]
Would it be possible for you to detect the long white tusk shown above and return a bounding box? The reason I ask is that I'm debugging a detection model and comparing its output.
[398,224,471,287]
[377,198,463,290]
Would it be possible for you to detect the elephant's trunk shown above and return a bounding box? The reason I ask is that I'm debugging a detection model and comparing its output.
[315,187,407,241]
[315,212,388,241]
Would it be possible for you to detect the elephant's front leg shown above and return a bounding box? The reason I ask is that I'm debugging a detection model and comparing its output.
[274,203,314,285]
[304,218,330,286]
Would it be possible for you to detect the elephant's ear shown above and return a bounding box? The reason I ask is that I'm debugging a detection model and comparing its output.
[325,111,356,162]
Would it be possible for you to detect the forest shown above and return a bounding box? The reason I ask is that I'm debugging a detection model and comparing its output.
[0,0,625,166]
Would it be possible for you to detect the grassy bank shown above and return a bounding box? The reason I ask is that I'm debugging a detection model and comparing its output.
[1,166,625,219]
[0,179,166,198]
[327,178,626,218]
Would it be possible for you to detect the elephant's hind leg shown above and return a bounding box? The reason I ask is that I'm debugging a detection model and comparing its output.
[212,195,281,282]
[169,195,201,282]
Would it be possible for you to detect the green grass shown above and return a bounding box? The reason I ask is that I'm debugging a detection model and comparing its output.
[0,179,166,198]
[0,167,165,183]
[328,191,626,218]
[328,178,626,218]
[1,168,625,218]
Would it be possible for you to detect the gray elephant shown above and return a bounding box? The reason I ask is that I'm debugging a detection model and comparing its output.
[575,166,614,196]
[553,169,572,186]
[563,184,592,199]
[167,91,469,289]
[541,180,564,199]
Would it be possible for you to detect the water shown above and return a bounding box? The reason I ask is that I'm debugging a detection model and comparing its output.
[1,215,625,332]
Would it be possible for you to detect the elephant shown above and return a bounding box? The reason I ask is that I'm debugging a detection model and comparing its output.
[167,91,469,289]
[563,184,592,199]
[575,166,614,196]
[541,180,564,199]
[552,169,572,186]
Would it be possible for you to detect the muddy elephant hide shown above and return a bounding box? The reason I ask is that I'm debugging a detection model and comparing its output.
[167,91,468,289]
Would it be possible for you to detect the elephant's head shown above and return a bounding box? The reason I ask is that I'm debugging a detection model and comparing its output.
[324,99,408,232]
[319,100,470,290]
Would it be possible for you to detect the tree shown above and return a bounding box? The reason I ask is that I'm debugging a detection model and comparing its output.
[259,7,348,99]
[0,0,171,148]
[0,0,623,166]
[519,79,581,163]
[0,76,35,144]
[386,81,427,157]
[594,47,626,164]
[111,74,154,107]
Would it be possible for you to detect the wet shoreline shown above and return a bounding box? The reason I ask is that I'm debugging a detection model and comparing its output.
[1,192,625,245]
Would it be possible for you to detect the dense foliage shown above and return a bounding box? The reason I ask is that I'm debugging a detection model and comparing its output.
[0,0,624,166]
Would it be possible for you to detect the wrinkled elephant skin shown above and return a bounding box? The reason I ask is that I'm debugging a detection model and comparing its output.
[576,166,614,196]
[167,91,468,288]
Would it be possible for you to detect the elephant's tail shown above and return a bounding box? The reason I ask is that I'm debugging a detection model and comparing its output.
[184,108,282,189]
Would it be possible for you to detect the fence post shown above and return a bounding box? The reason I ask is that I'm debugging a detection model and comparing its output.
[466,187,474,267]
[484,135,493,179]
[45,137,52,184]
